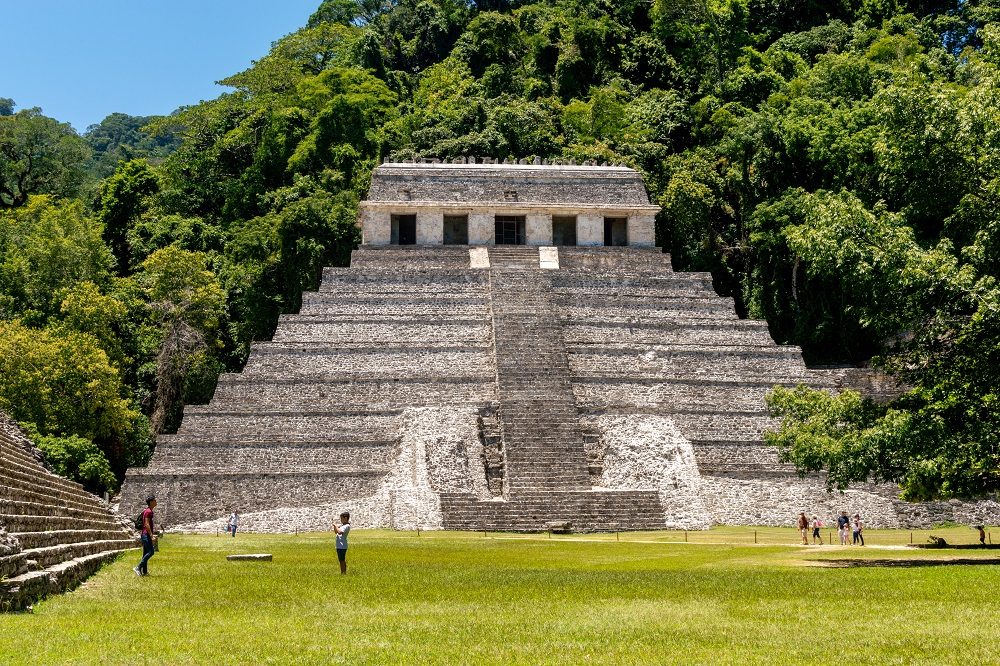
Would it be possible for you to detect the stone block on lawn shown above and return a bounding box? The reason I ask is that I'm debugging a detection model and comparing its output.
[226,554,273,562]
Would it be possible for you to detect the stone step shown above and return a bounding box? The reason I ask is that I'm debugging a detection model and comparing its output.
[211,377,497,409]
[0,484,107,518]
[272,321,490,345]
[302,294,488,305]
[173,411,402,440]
[0,466,107,511]
[568,348,810,381]
[320,266,489,289]
[0,498,118,522]
[439,490,667,531]
[22,538,138,570]
[0,548,135,612]
[0,553,28,583]
[0,439,49,469]
[0,450,94,499]
[12,529,133,551]
[572,377,832,413]
[562,320,775,347]
[241,346,493,379]
[298,301,489,318]
[1,513,124,533]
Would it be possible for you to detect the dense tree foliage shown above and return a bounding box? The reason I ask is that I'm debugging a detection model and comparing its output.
[0,106,89,206]
[2,0,999,498]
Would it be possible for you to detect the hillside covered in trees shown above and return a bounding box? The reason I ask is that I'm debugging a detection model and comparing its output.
[0,0,997,502]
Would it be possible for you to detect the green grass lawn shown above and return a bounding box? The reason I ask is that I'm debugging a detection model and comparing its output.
[2,528,999,665]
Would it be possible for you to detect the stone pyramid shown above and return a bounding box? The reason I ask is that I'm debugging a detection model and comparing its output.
[121,163,1000,532]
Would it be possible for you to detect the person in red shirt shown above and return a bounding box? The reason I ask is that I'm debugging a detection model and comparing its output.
[134,495,157,576]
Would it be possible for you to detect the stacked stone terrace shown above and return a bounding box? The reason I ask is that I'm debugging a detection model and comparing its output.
[0,414,136,611]
[122,162,1000,531]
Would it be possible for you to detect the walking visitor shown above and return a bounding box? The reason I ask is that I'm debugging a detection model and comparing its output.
[134,495,157,576]
[852,514,865,546]
[797,512,809,545]
[227,510,239,537]
[811,515,823,545]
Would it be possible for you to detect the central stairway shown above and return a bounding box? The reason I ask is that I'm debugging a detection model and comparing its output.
[439,258,666,531]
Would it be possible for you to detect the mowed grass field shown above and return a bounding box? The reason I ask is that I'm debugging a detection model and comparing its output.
[2,528,999,665]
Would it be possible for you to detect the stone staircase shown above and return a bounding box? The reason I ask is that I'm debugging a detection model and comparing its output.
[438,266,668,531]
[491,269,590,491]
[487,246,540,269]
[0,416,136,611]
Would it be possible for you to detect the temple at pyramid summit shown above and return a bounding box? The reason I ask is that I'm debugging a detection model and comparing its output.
[121,160,1000,532]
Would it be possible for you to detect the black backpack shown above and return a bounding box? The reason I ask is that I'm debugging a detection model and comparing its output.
[134,512,145,530]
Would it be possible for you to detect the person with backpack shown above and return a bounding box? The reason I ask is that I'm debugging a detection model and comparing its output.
[811,515,823,545]
[134,495,157,576]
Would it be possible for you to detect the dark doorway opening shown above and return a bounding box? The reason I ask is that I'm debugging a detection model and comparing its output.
[443,215,469,245]
[552,216,577,246]
[495,215,526,245]
[604,217,628,246]
[391,214,417,245]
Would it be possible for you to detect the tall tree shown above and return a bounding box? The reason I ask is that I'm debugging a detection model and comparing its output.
[0,108,89,207]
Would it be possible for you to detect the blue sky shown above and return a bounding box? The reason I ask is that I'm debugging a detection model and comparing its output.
[0,1,322,132]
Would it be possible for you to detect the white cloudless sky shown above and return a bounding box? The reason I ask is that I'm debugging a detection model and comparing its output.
[0,0,322,132]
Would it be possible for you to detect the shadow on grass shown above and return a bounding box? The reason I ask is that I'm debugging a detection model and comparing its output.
[818,557,1000,568]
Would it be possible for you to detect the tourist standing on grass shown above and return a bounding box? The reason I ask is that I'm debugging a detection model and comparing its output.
[228,510,239,537]
[811,515,824,545]
[333,511,351,575]
[134,495,157,576]
[797,512,809,545]
[837,511,851,545]
[852,514,864,546]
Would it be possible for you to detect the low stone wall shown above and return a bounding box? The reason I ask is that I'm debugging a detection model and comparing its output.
[699,476,903,528]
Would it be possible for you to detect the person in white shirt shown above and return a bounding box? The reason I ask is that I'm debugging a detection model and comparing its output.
[227,510,239,537]
[333,511,351,575]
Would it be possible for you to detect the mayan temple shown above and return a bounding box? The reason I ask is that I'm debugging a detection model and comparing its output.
[121,160,1000,532]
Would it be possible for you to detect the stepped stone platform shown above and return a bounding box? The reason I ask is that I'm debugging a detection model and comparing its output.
[1,414,137,611]
[121,163,1000,532]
